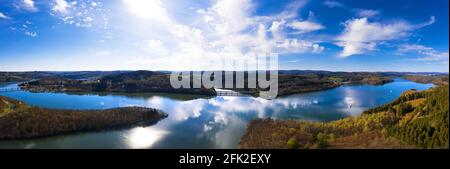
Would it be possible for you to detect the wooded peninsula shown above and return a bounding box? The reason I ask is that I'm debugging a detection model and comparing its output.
[0,96,167,140]
[240,85,449,149]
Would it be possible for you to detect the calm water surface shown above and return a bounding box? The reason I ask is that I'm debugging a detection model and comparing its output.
[0,79,433,149]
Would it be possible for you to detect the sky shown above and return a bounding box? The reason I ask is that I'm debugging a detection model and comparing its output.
[0,0,448,72]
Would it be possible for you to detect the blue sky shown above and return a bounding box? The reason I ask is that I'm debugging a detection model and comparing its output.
[0,0,448,72]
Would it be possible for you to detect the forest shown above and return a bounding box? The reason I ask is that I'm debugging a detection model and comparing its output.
[403,75,449,86]
[240,85,449,149]
[0,96,167,139]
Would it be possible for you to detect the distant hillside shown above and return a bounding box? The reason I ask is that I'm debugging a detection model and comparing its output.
[0,71,128,82]
[12,70,402,97]
[240,85,449,149]
[403,75,449,86]
[19,71,217,96]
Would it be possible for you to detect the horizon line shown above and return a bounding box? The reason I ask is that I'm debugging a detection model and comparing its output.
[1,69,449,74]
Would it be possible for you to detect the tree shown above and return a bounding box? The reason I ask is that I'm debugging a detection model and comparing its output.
[316,132,328,148]
[287,137,299,149]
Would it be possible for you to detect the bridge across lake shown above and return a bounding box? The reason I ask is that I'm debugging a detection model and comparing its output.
[214,88,253,96]
[215,90,242,96]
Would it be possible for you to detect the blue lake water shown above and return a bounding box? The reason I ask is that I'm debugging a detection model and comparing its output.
[0,79,433,149]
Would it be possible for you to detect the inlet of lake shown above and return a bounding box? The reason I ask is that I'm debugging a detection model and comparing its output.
[0,79,433,149]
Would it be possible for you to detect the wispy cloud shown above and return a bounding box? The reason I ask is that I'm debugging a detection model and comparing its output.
[287,59,301,63]
[287,11,324,34]
[8,20,38,37]
[24,31,37,37]
[50,0,107,28]
[325,1,380,18]
[0,12,12,19]
[17,0,38,12]
[336,17,436,57]
[414,16,435,28]
[355,9,380,18]
[288,20,324,33]
[399,44,449,63]
[398,44,433,52]
[322,1,345,8]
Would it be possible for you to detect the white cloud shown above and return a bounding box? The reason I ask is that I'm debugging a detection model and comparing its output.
[138,39,169,56]
[287,59,301,63]
[19,0,38,12]
[272,0,308,20]
[336,17,435,57]
[51,0,106,28]
[205,0,254,35]
[288,20,324,33]
[355,9,380,18]
[123,0,324,70]
[322,1,344,8]
[276,39,325,54]
[398,44,433,52]
[24,31,37,37]
[414,16,435,28]
[0,12,11,19]
[398,44,449,62]
[196,0,324,54]
[53,0,70,14]
[269,20,285,40]
[123,0,171,24]
[287,11,324,34]
[418,51,449,62]
[8,20,38,37]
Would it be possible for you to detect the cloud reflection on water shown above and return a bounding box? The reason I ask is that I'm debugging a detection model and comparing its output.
[125,127,169,149]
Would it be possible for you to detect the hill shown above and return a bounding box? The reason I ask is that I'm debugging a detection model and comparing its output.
[240,85,449,149]
[19,71,217,95]
[14,70,399,97]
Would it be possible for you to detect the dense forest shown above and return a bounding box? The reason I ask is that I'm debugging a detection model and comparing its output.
[0,96,167,139]
[240,85,449,149]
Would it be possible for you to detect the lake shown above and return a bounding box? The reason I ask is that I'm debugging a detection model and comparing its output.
[0,79,433,149]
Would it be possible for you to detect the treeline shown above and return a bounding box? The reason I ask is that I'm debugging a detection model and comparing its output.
[404,75,449,86]
[276,74,340,96]
[19,71,217,96]
[0,96,167,140]
[17,70,398,98]
[0,71,128,82]
[240,85,449,149]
